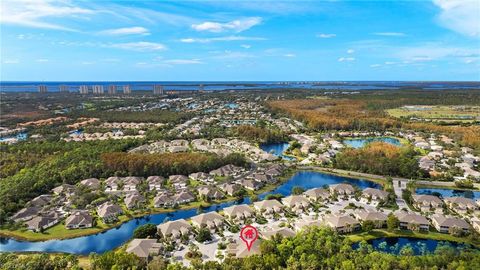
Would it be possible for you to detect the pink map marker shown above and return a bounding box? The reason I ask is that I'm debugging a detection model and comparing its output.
[240,225,258,251]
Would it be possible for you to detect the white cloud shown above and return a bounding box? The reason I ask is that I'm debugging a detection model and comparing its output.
[373,32,406,37]
[338,57,355,62]
[370,64,381,68]
[98,26,150,36]
[241,44,251,49]
[3,59,19,64]
[180,36,266,43]
[80,61,95,65]
[192,17,262,33]
[163,59,203,65]
[36,58,49,62]
[433,0,480,37]
[283,53,296,57]
[212,50,255,60]
[317,33,336,38]
[384,61,396,65]
[396,45,479,62]
[347,49,355,54]
[0,0,94,31]
[109,42,167,51]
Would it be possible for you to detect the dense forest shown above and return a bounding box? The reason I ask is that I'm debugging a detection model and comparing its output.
[2,227,479,269]
[235,125,288,143]
[101,152,247,177]
[334,142,425,178]
[74,109,193,124]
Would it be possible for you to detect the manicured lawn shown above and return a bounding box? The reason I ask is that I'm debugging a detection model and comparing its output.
[347,229,480,247]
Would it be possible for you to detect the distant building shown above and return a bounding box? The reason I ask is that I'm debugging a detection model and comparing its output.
[59,85,69,92]
[92,85,104,94]
[79,85,89,94]
[123,85,132,94]
[108,85,117,94]
[153,84,164,95]
[38,85,48,93]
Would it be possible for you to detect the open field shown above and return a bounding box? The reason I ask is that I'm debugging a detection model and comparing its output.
[387,105,480,123]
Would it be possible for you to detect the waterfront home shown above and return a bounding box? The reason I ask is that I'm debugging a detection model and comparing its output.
[153,193,174,208]
[265,167,283,177]
[198,186,225,200]
[431,214,470,234]
[25,212,61,232]
[395,212,429,231]
[97,202,123,223]
[105,177,121,192]
[124,193,146,209]
[412,194,443,211]
[123,177,143,192]
[65,210,93,229]
[242,179,264,191]
[361,188,389,203]
[191,212,225,230]
[223,204,254,221]
[172,191,195,205]
[329,184,355,196]
[354,210,387,228]
[254,200,284,214]
[323,214,360,233]
[29,194,53,207]
[126,239,163,259]
[303,188,330,202]
[221,183,243,196]
[11,206,40,222]
[261,227,296,240]
[80,178,101,190]
[444,197,478,211]
[252,173,276,184]
[52,184,76,196]
[169,175,189,189]
[157,219,192,239]
[293,219,323,231]
[281,195,311,212]
[147,176,165,191]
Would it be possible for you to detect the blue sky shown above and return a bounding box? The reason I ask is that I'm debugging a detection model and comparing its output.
[1,0,479,81]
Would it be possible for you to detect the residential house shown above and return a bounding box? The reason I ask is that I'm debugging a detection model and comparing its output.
[223,204,254,221]
[126,239,163,259]
[29,194,53,207]
[419,156,435,171]
[80,178,101,190]
[252,173,276,184]
[65,210,93,229]
[124,193,146,209]
[105,177,121,192]
[52,184,76,196]
[472,220,480,234]
[157,219,192,238]
[329,184,355,196]
[242,179,263,191]
[97,202,123,223]
[25,212,61,232]
[354,210,387,228]
[172,191,195,205]
[147,176,165,191]
[153,193,174,208]
[323,214,360,233]
[123,177,143,192]
[444,197,478,212]
[294,219,323,232]
[191,212,225,230]
[227,238,262,258]
[253,200,283,214]
[11,206,40,222]
[396,212,429,231]
[221,183,243,196]
[303,188,330,202]
[169,175,189,190]
[189,172,211,183]
[412,194,443,211]
[281,195,310,212]
[431,214,470,234]
[261,227,296,240]
[362,188,389,203]
[198,186,225,200]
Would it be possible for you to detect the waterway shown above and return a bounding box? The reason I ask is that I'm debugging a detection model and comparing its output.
[416,188,480,199]
[343,137,401,148]
[260,142,295,161]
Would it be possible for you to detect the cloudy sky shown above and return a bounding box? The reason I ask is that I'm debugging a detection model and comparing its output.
[1,0,479,81]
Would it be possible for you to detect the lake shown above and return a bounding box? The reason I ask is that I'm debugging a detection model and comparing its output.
[416,188,480,199]
[343,137,401,148]
[353,237,477,255]
[260,142,295,161]
[0,171,379,254]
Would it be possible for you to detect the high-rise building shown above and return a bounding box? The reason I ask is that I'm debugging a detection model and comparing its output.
[153,84,164,95]
[123,85,132,94]
[38,85,48,93]
[59,85,69,92]
[79,85,89,94]
[199,84,204,93]
[108,85,117,94]
[93,85,104,94]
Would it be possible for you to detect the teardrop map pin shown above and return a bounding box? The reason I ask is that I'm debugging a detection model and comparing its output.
[239,225,258,251]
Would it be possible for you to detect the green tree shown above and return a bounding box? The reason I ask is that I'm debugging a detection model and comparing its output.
[133,223,158,239]
[387,213,400,231]
[195,227,213,243]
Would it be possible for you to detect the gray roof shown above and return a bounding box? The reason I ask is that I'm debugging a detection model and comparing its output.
[126,239,161,258]
[11,206,40,221]
[362,188,389,200]
[431,214,470,230]
[395,212,429,225]
[80,178,101,189]
[324,214,360,228]
[261,227,296,240]
[355,210,387,222]
[157,219,191,237]
[191,212,225,227]
[97,202,123,218]
[223,204,254,218]
[304,188,330,200]
[65,211,93,227]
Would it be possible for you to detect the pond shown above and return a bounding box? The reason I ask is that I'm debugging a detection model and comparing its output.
[225,103,239,109]
[260,142,295,161]
[0,132,28,143]
[353,237,477,255]
[343,137,401,149]
[0,171,379,254]
[416,188,480,199]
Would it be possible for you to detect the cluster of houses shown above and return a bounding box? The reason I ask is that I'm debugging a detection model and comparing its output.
[64,131,145,142]
[130,138,278,162]
[125,183,480,264]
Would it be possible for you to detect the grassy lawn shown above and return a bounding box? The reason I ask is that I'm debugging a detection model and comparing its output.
[347,229,480,247]
[386,105,480,123]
